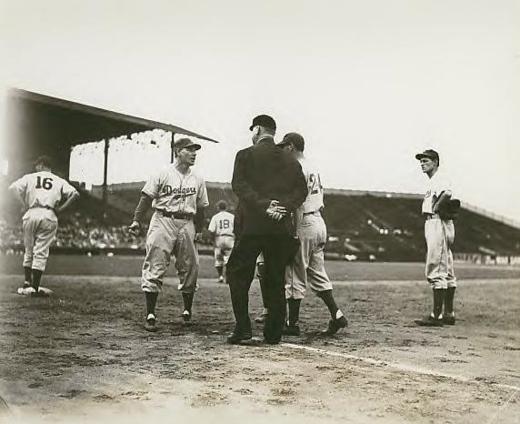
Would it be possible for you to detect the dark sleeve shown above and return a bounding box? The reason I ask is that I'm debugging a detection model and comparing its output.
[132,192,153,223]
[231,150,270,211]
[194,207,206,233]
[278,160,308,211]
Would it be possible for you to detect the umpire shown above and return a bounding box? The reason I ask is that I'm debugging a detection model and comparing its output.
[227,114,308,345]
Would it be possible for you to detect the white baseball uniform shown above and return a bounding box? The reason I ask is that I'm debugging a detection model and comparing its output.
[8,171,78,271]
[208,211,235,266]
[285,157,332,300]
[422,170,456,290]
[141,165,209,293]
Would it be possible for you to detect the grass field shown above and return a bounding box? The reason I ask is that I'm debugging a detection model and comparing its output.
[0,255,519,423]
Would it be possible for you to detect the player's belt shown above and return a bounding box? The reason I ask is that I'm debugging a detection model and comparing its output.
[303,210,321,216]
[157,210,194,220]
[423,213,440,220]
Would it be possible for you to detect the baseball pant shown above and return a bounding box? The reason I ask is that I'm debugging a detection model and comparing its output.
[141,212,199,294]
[214,235,234,267]
[285,212,333,300]
[425,218,456,289]
[22,210,58,272]
[22,208,58,272]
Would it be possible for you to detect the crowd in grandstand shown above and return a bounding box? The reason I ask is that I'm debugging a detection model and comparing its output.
[0,213,147,251]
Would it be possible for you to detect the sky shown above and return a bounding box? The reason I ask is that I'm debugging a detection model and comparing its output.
[1,0,519,221]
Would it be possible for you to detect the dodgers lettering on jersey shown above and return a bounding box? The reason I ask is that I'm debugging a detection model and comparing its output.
[208,211,235,237]
[298,157,324,214]
[142,165,209,214]
[9,171,78,221]
[422,170,453,214]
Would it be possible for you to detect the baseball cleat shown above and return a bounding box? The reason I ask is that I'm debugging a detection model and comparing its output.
[227,328,253,344]
[144,313,158,332]
[323,314,348,335]
[17,286,36,296]
[415,313,444,327]
[182,310,192,323]
[443,314,456,325]
[282,323,301,336]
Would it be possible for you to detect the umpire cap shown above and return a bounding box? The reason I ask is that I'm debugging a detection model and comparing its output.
[249,114,276,131]
[415,149,439,164]
[278,132,305,152]
[174,138,201,151]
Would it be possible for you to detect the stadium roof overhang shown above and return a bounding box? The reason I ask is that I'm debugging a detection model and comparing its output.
[4,88,219,179]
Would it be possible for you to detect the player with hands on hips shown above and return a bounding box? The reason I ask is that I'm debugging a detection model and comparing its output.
[129,138,209,332]
[8,155,79,296]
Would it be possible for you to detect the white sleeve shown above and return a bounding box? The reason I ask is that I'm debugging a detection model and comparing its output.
[197,180,209,208]
[61,179,79,199]
[208,216,216,232]
[8,176,27,199]
[142,170,162,198]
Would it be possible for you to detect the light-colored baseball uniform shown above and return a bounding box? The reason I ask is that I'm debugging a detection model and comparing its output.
[208,211,235,266]
[285,157,332,300]
[422,170,456,290]
[141,165,209,293]
[8,171,78,271]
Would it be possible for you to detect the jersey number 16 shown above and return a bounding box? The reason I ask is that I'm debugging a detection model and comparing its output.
[36,176,53,190]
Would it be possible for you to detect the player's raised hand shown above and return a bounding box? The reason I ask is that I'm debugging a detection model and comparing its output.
[128,221,141,236]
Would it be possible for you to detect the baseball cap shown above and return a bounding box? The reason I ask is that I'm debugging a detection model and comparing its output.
[278,132,305,151]
[415,149,439,162]
[174,138,201,151]
[249,114,276,131]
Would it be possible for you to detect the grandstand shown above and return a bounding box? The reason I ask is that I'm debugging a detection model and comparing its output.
[2,88,519,263]
[79,181,520,262]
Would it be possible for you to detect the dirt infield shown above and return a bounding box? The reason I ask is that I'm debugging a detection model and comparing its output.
[0,259,519,423]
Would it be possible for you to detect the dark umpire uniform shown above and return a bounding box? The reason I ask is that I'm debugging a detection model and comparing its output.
[227,115,308,345]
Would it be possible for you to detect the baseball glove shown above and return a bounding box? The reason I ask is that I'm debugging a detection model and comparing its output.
[438,198,461,220]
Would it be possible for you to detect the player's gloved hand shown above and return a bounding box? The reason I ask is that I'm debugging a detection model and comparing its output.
[266,200,286,221]
[128,221,141,236]
[194,232,203,243]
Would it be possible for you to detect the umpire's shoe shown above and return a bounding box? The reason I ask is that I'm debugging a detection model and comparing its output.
[144,313,158,332]
[443,313,456,325]
[227,326,253,344]
[415,313,444,327]
[323,312,348,335]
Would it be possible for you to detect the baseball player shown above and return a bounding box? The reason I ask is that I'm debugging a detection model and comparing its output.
[414,149,458,326]
[8,155,79,295]
[277,133,348,335]
[208,201,235,283]
[129,138,209,332]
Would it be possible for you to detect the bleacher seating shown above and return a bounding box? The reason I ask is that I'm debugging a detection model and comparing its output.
[2,179,519,261]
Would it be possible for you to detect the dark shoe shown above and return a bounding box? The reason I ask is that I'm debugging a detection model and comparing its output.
[415,314,443,327]
[443,314,456,325]
[263,338,281,345]
[282,323,301,336]
[144,314,158,332]
[182,310,192,323]
[324,315,348,335]
[227,328,253,344]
